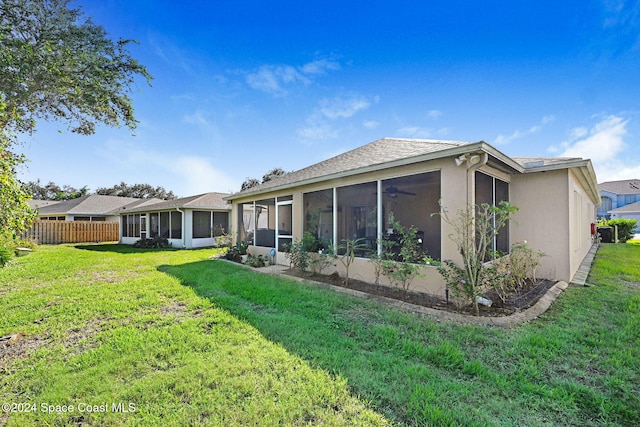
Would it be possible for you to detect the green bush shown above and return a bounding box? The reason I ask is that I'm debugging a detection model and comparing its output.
[133,236,171,249]
[606,218,638,242]
[0,246,12,267]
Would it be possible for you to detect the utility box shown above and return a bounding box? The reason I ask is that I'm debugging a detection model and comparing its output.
[598,226,614,243]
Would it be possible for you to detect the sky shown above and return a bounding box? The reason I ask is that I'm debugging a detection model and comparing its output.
[16,0,640,197]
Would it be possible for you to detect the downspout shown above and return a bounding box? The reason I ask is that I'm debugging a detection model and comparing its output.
[466,152,489,207]
[176,208,186,249]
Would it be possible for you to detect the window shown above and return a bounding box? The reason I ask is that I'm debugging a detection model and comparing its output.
[237,203,254,244]
[123,214,141,238]
[171,211,182,239]
[193,211,212,239]
[304,189,334,246]
[149,213,159,237]
[255,198,276,247]
[160,212,170,238]
[337,182,377,256]
[475,171,510,255]
[212,212,229,236]
[382,171,441,260]
[276,196,293,251]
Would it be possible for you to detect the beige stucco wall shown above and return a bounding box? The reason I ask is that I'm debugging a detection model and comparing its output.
[510,168,596,282]
[568,169,598,279]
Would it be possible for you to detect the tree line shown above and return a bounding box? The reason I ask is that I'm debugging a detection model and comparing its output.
[27,180,177,201]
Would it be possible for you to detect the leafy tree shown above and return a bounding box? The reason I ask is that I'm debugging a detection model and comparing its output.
[262,167,287,183]
[0,0,152,135]
[241,167,288,191]
[28,179,88,200]
[240,178,260,192]
[0,136,36,242]
[95,182,176,200]
[0,0,151,248]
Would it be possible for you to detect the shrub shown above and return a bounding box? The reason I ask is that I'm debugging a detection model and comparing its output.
[435,201,519,315]
[0,246,12,267]
[606,218,638,242]
[246,254,268,268]
[490,241,545,303]
[284,240,311,273]
[336,238,368,286]
[224,241,249,262]
[133,236,171,249]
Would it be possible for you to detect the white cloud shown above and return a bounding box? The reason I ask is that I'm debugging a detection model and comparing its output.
[299,59,340,75]
[148,33,192,74]
[246,65,309,96]
[493,115,555,145]
[363,120,380,130]
[319,96,372,119]
[427,110,443,120]
[296,124,339,141]
[547,114,634,183]
[97,139,237,195]
[169,156,238,195]
[557,115,627,161]
[245,59,340,96]
[297,93,375,142]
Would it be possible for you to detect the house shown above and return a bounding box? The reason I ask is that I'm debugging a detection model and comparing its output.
[608,201,640,232]
[116,192,232,249]
[28,195,157,221]
[225,137,600,297]
[597,179,640,219]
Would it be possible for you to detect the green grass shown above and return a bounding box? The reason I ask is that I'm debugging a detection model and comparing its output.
[1,243,639,426]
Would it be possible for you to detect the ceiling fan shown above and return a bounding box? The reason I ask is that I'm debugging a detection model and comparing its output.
[382,186,416,198]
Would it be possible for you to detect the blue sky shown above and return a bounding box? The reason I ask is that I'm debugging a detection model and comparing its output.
[17,0,640,196]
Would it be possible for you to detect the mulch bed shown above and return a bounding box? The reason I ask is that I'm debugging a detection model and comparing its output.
[283,269,556,317]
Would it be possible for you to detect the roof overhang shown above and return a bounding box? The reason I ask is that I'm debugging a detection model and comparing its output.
[225,141,527,201]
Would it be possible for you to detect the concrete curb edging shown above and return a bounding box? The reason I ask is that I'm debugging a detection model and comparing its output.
[290,275,569,328]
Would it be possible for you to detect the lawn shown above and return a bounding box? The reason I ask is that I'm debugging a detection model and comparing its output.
[0,243,638,426]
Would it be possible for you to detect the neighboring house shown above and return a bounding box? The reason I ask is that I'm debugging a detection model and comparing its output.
[29,195,155,221]
[597,179,640,219]
[225,137,600,296]
[115,192,232,249]
[608,201,640,232]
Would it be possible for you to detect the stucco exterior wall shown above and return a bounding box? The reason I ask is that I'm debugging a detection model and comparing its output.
[510,169,570,281]
[510,169,596,282]
[568,169,597,280]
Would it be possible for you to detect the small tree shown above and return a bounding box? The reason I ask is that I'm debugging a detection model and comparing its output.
[436,201,519,315]
[378,213,425,292]
[336,238,368,286]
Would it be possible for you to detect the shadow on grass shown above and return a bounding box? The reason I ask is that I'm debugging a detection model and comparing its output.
[75,243,180,254]
[158,259,499,426]
[158,257,640,427]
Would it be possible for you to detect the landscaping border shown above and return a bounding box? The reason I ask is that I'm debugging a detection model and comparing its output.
[217,259,569,328]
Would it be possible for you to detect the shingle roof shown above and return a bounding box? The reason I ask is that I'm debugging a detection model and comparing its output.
[599,179,640,195]
[27,200,61,210]
[609,200,640,213]
[35,195,142,215]
[116,192,231,214]
[228,137,473,198]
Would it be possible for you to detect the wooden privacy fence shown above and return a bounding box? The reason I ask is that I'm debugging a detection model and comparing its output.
[23,220,119,244]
